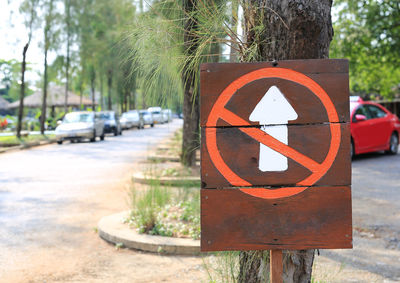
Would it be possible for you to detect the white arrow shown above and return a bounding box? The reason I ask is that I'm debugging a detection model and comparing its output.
[249,86,298,172]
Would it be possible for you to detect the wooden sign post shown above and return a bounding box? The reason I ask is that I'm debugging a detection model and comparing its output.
[200,59,352,281]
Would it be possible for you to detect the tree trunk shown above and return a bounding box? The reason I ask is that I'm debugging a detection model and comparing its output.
[41,41,49,134]
[181,0,200,167]
[230,0,239,62]
[17,44,29,138]
[238,1,333,282]
[79,78,83,108]
[64,0,71,113]
[100,73,104,110]
[107,69,112,110]
[90,68,96,111]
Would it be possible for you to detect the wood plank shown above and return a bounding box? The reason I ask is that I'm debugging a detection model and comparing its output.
[200,60,349,127]
[201,186,353,251]
[201,123,351,188]
[270,250,283,283]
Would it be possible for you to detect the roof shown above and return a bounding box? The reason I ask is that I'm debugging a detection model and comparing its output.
[8,85,95,109]
[0,96,10,110]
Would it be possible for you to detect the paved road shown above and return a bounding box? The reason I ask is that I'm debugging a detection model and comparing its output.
[318,151,400,282]
[1,119,399,282]
[0,119,205,283]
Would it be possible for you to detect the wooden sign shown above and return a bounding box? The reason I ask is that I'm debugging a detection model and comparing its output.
[200,59,352,251]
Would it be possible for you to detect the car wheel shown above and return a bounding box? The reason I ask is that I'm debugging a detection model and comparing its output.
[386,133,399,155]
[114,128,118,136]
[151,123,154,128]
[57,140,63,145]
[90,131,96,142]
[100,132,105,141]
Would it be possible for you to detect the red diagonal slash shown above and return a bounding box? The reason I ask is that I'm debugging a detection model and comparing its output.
[219,108,321,173]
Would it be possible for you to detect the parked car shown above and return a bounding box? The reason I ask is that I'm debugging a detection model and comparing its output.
[148,107,164,124]
[350,96,400,157]
[55,111,105,144]
[120,112,133,129]
[99,111,122,136]
[120,110,144,129]
[162,109,172,123]
[139,110,154,127]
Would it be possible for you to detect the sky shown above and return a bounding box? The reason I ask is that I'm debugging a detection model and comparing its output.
[0,0,56,85]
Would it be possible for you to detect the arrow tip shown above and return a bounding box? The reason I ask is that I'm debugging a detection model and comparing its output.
[249,85,298,125]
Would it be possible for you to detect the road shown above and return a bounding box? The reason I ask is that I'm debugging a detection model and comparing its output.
[316,151,400,282]
[0,119,399,282]
[0,119,205,283]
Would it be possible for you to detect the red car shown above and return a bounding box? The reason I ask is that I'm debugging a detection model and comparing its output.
[350,96,400,157]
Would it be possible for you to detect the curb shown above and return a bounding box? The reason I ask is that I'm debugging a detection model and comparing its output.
[0,138,56,154]
[148,155,200,163]
[132,172,200,187]
[98,211,200,255]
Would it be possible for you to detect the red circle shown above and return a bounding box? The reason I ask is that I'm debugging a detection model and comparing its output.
[205,67,341,199]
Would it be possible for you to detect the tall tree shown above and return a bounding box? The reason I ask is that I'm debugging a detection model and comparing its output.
[237,1,334,282]
[181,0,200,166]
[64,0,72,113]
[40,0,58,134]
[331,0,400,98]
[17,0,39,138]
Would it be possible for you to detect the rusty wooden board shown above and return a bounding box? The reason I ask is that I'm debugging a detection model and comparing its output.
[200,59,352,251]
[201,123,351,188]
[201,186,352,251]
[200,59,349,127]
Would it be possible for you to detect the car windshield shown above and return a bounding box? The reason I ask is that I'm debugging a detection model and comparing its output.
[99,112,113,120]
[152,111,161,115]
[64,113,93,123]
[350,103,357,114]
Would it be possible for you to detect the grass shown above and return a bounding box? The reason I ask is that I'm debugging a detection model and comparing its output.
[0,134,56,147]
[203,252,241,283]
[126,179,200,240]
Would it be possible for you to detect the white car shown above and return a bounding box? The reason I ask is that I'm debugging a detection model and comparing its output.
[55,112,105,144]
[139,110,154,127]
[148,107,164,124]
[162,109,172,123]
[120,110,144,129]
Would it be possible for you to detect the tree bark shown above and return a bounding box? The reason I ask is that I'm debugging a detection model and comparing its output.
[107,69,112,110]
[17,0,36,138]
[41,45,49,134]
[17,44,29,138]
[90,67,96,110]
[64,0,71,113]
[238,1,333,282]
[181,0,200,167]
[100,72,104,109]
[41,0,54,134]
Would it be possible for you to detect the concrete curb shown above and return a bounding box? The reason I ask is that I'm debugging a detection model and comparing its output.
[0,138,57,154]
[147,155,200,162]
[98,211,200,255]
[147,155,181,162]
[132,172,200,187]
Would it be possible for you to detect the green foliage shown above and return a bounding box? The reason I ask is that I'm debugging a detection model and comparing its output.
[203,252,241,283]
[0,134,55,147]
[331,0,400,98]
[126,180,200,240]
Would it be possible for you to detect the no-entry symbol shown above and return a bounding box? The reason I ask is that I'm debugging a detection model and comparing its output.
[200,59,352,252]
[205,67,342,199]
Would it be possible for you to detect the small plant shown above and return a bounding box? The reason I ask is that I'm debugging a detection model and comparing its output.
[115,242,124,250]
[126,181,200,239]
